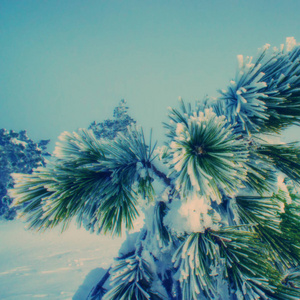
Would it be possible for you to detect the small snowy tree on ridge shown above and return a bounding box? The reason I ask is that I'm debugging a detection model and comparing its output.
[10,38,300,299]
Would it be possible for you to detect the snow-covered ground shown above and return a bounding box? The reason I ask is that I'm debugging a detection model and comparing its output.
[0,220,125,299]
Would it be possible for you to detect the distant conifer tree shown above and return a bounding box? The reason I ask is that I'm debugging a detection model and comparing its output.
[0,129,50,220]
[89,99,136,140]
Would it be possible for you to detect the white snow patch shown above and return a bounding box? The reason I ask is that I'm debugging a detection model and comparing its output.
[11,138,27,147]
[0,220,125,299]
[164,195,221,234]
[286,37,298,52]
[277,174,292,204]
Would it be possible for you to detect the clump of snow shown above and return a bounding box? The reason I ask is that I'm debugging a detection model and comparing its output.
[136,161,147,178]
[153,146,168,161]
[163,195,221,234]
[286,37,298,52]
[175,123,185,136]
[161,187,171,202]
[118,231,140,258]
[277,174,292,205]
[11,138,27,147]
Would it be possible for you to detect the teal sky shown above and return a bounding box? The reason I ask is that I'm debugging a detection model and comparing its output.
[1,0,300,150]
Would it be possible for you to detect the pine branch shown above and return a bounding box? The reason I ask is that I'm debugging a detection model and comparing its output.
[172,232,219,300]
[103,252,163,300]
[165,102,249,202]
[210,227,282,299]
[243,156,277,194]
[171,226,300,300]
[235,193,300,267]
[217,40,300,134]
[257,143,300,184]
[88,267,111,300]
[151,164,171,186]
[10,127,156,235]
[151,201,174,248]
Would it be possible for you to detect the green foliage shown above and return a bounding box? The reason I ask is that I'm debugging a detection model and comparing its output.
[103,252,163,300]
[152,201,173,248]
[11,127,155,236]
[257,142,300,184]
[211,227,300,300]
[172,226,300,300]
[243,157,277,194]
[235,191,300,267]
[172,232,218,299]
[166,100,249,202]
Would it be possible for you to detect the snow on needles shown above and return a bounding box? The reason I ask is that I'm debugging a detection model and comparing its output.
[168,108,248,203]
[164,194,221,235]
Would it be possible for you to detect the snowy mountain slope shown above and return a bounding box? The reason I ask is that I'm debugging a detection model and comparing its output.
[0,221,125,300]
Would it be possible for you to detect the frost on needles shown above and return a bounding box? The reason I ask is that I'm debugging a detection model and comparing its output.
[9,38,300,299]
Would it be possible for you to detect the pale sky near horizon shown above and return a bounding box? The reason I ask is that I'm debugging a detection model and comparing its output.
[1,0,300,151]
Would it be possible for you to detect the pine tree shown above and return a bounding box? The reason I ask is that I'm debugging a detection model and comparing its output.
[0,129,50,220]
[9,38,300,299]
